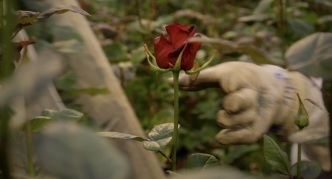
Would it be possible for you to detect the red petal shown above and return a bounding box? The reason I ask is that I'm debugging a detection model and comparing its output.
[166,23,192,49]
[181,35,202,70]
[154,35,175,69]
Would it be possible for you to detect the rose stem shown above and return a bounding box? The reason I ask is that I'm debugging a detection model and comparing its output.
[171,71,180,171]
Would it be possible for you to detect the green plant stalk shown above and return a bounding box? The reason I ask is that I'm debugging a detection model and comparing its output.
[0,0,14,178]
[25,122,35,176]
[297,143,302,179]
[0,107,11,179]
[171,71,180,171]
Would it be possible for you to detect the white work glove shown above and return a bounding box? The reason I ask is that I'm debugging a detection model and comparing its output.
[178,61,330,171]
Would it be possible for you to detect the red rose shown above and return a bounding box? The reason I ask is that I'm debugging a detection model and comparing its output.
[154,23,201,71]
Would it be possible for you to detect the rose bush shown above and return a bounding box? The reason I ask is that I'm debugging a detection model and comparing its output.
[154,23,201,71]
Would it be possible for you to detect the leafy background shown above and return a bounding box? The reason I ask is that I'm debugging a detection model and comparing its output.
[19,0,332,176]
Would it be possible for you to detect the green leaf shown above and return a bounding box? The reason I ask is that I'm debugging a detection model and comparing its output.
[143,123,179,152]
[286,32,332,79]
[41,108,84,121]
[148,123,176,141]
[103,43,128,63]
[290,161,322,179]
[223,144,260,164]
[69,87,110,96]
[187,153,220,169]
[35,122,128,179]
[253,0,274,14]
[143,141,166,152]
[130,47,146,65]
[287,19,315,39]
[24,117,54,132]
[97,132,147,142]
[52,39,85,53]
[263,135,291,175]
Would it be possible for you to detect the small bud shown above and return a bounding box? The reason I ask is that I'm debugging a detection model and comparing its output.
[294,93,309,130]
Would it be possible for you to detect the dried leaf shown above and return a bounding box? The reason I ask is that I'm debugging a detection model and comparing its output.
[13,11,40,37]
[38,6,90,19]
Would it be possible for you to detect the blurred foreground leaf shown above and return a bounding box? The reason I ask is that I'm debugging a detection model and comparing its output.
[286,32,332,79]
[0,48,64,108]
[186,153,220,169]
[41,108,83,121]
[97,131,147,142]
[23,117,53,132]
[23,108,83,132]
[170,166,264,179]
[263,135,291,175]
[290,161,321,179]
[36,122,128,179]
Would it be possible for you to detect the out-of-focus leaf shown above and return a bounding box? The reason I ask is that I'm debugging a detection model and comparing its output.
[55,72,77,90]
[188,36,281,65]
[97,131,147,142]
[103,43,128,63]
[288,128,329,146]
[53,39,84,53]
[287,19,315,39]
[286,32,332,79]
[41,108,83,122]
[238,14,270,23]
[170,166,265,179]
[35,122,128,179]
[130,46,146,65]
[38,6,90,19]
[187,153,220,169]
[69,87,110,96]
[290,161,322,179]
[223,144,260,164]
[143,123,179,152]
[0,48,64,108]
[23,117,54,132]
[253,0,274,14]
[263,135,291,175]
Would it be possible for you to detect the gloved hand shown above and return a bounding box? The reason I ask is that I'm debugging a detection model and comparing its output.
[178,61,327,144]
[177,61,331,171]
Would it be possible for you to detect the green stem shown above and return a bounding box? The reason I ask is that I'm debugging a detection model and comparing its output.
[0,0,14,178]
[158,151,171,164]
[171,71,180,171]
[297,143,302,179]
[25,122,35,176]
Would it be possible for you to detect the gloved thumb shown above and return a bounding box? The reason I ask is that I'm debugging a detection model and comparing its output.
[168,64,224,91]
